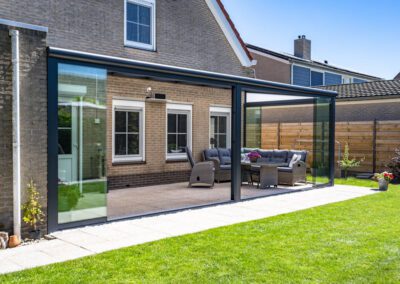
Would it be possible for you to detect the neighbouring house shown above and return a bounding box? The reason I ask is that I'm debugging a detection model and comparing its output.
[0,0,336,237]
[394,72,400,80]
[247,35,381,86]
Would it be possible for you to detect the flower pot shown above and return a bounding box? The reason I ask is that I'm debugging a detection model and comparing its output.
[8,235,21,248]
[249,157,258,163]
[29,229,41,240]
[378,179,389,191]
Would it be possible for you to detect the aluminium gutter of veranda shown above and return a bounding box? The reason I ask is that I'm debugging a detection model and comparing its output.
[47,47,337,98]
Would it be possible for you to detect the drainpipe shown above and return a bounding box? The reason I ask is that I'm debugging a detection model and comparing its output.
[10,29,21,238]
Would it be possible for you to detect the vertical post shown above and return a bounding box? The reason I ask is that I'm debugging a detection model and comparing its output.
[243,93,247,147]
[372,119,377,173]
[231,84,242,201]
[10,29,21,238]
[329,96,336,186]
[277,122,281,149]
[47,57,59,233]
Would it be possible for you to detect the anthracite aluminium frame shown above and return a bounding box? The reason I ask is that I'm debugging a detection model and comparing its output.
[47,47,337,233]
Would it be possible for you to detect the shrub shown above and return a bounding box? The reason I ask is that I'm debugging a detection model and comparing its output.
[22,180,45,231]
[58,183,80,212]
[338,143,364,178]
[387,148,400,181]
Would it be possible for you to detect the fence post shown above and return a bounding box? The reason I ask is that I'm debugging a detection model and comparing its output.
[277,122,281,149]
[372,119,377,173]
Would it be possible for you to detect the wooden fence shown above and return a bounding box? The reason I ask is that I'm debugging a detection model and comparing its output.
[260,120,400,173]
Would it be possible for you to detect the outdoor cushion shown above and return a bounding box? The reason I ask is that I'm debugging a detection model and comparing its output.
[289,154,301,168]
[288,150,307,162]
[218,148,231,165]
[242,148,257,154]
[257,150,273,160]
[277,167,293,173]
[272,150,288,163]
[203,148,219,161]
[219,164,231,170]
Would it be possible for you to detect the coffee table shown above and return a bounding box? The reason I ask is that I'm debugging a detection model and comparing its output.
[243,162,286,189]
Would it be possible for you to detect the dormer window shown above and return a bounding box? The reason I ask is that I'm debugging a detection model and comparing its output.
[124,0,156,51]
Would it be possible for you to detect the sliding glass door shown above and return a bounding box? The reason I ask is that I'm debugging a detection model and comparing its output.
[57,64,107,224]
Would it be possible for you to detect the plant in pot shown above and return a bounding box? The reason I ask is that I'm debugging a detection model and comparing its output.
[337,143,364,179]
[373,171,394,191]
[247,151,261,163]
[387,148,400,183]
[22,180,45,240]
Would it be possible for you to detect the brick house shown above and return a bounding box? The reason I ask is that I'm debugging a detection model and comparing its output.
[0,0,336,236]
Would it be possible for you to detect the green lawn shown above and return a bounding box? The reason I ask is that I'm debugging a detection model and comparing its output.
[2,180,400,283]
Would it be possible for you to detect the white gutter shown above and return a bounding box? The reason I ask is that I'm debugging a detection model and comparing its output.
[10,29,21,238]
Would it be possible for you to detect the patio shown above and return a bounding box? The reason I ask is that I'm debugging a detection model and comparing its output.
[107,182,312,220]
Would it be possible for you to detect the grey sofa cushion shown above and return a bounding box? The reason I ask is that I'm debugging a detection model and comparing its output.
[257,150,273,161]
[218,148,231,165]
[219,164,231,170]
[288,150,307,162]
[277,167,293,173]
[272,150,288,163]
[242,148,257,154]
[203,148,219,161]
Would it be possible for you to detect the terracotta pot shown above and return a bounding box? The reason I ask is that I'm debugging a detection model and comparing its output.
[378,179,389,191]
[249,157,258,163]
[8,235,21,248]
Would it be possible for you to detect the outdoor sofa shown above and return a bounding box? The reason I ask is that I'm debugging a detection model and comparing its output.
[203,148,308,186]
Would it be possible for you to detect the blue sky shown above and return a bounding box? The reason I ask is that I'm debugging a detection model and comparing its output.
[223,0,400,79]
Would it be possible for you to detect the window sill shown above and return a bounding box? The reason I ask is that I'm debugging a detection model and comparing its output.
[112,160,146,166]
[124,43,156,52]
[166,156,188,163]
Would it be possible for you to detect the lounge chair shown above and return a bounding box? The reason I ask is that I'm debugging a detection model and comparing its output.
[186,147,215,188]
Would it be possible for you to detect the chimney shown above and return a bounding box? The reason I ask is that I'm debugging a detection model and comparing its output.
[294,35,311,60]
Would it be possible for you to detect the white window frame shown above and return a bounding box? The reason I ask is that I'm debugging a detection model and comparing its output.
[124,0,156,51]
[112,99,145,163]
[166,103,192,161]
[209,106,231,149]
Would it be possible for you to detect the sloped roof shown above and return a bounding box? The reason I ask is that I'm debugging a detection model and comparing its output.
[394,72,400,80]
[317,79,400,100]
[247,43,381,80]
[205,0,254,67]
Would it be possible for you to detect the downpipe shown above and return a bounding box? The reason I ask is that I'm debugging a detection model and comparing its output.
[10,29,21,238]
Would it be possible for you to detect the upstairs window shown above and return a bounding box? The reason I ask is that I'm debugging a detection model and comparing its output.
[325,72,342,86]
[125,0,155,50]
[311,71,324,86]
[292,65,311,86]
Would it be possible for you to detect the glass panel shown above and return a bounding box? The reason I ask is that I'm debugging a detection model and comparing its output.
[139,25,151,44]
[168,134,177,153]
[219,116,227,133]
[115,111,126,133]
[168,113,176,133]
[127,134,139,155]
[177,134,187,151]
[127,22,138,42]
[178,114,187,133]
[58,129,72,155]
[210,116,216,148]
[127,111,139,133]
[127,3,138,22]
[139,5,151,26]
[57,63,107,224]
[58,106,71,128]
[313,97,331,185]
[115,134,127,155]
[218,134,227,148]
[245,107,261,148]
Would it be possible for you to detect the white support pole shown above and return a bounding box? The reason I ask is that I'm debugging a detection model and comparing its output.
[10,29,21,238]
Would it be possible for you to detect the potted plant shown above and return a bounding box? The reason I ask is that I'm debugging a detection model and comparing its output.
[373,171,394,191]
[337,143,364,179]
[22,180,45,240]
[247,151,261,163]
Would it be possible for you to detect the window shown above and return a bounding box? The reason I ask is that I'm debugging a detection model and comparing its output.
[311,71,324,86]
[292,65,311,86]
[58,105,72,155]
[125,0,155,50]
[167,104,192,160]
[324,72,342,86]
[210,107,231,148]
[113,100,145,162]
[353,78,367,83]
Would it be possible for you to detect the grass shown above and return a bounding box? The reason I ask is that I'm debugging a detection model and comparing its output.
[2,180,400,283]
